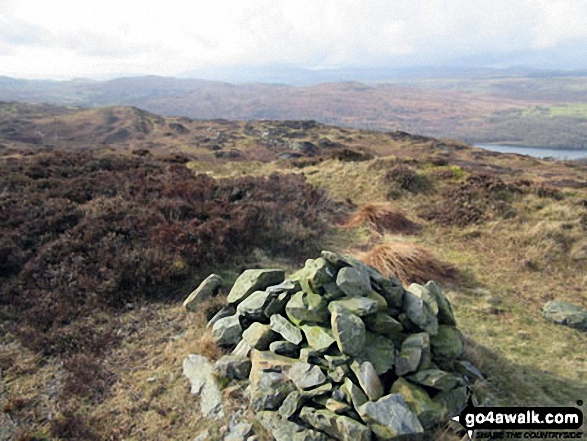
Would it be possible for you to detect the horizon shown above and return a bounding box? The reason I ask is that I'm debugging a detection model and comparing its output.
[2,0,587,81]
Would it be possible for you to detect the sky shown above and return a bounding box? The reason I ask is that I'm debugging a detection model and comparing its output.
[1,0,587,80]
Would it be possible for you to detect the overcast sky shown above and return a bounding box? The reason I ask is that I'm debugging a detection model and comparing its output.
[1,0,587,80]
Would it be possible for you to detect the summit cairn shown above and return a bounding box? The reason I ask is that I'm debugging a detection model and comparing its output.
[197,251,480,440]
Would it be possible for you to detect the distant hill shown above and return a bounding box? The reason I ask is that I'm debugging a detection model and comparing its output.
[1,71,587,149]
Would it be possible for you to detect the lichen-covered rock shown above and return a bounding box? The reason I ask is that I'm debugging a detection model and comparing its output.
[407,369,465,391]
[331,305,366,356]
[184,273,223,312]
[341,377,368,409]
[287,362,327,390]
[360,333,397,375]
[300,324,336,351]
[242,322,277,350]
[426,281,456,325]
[433,385,470,418]
[285,291,329,325]
[279,390,304,420]
[391,378,445,429]
[207,304,236,329]
[212,314,243,347]
[237,290,273,320]
[543,300,587,331]
[270,314,303,345]
[335,415,371,441]
[396,332,431,376]
[228,269,285,304]
[250,370,295,411]
[431,325,464,360]
[329,297,378,316]
[357,393,424,439]
[336,267,372,297]
[299,407,339,438]
[404,288,439,336]
[350,360,384,401]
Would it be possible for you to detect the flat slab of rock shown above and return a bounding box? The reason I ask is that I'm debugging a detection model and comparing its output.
[350,360,384,401]
[270,314,303,345]
[543,300,587,331]
[329,297,378,316]
[242,322,277,350]
[183,354,224,419]
[300,324,335,351]
[357,393,424,439]
[183,274,223,311]
[227,269,285,304]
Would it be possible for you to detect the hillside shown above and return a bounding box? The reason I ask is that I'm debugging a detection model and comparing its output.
[1,104,586,440]
[1,72,587,149]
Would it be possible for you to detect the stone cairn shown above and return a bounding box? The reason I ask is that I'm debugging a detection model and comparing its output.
[185,251,483,440]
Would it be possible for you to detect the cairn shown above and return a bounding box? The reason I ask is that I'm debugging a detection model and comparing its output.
[188,251,482,440]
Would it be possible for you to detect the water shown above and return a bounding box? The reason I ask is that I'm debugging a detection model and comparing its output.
[474,144,587,161]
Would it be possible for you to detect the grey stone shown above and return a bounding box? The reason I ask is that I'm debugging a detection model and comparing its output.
[364,312,403,337]
[270,314,303,345]
[396,332,431,376]
[328,297,378,316]
[431,325,464,360]
[250,370,295,411]
[237,290,273,321]
[299,258,337,294]
[299,407,339,438]
[327,365,349,383]
[331,305,366,356]
[407,368,465,391]
[300,324,336,351]
[360,332,397,375]
[214,355,251,381]
[325,399,351,414]
[455,360,484,382]
[266,279,297,294]
[543,300,587,331]
[207,304,236,329]
[335,415,371,441]
[341,377,368,409]
[242,323,277,350]
[287,362,327,390]
[278,391,304,420]
[227,269,285,304]
[285,291,329,325]
[357,394,424,440]
[336,267,372,297]
[408,283,439,315]
[269,340,300,358]
[225,422,253,441]
[212,314,243,347]
[391,378,445,429]
[426,281,456,325]
[232,339,252,358]
[183,354,224,419]
[404,288,439,336]
[433,385,470,418]
[350,360,384,401]
[184,273,223,311]
[256,411,329,441]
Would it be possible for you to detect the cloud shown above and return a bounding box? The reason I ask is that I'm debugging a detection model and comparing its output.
[1,0,587,79]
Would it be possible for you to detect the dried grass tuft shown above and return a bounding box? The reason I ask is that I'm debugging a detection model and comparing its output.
[359,241,456,285]
[345,203,421,235]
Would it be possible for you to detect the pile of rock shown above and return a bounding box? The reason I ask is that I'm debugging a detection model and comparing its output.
[188,251,482,440]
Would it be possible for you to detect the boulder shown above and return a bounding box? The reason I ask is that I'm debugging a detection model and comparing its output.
[242,323,277,350]
[287,362,327,390]
[270,314,303,345]
[404,288,439,336]
[211,314,243,347]
[543,300,587,331]
[391,378,444,429]
[350,360,384,401]
[286,291,329,325]
[336,267,372,297]
[431,325,464,360]
[214,355,252,381]
[328,297,378,316]
[300,324,336,351]
[331,305,366,356]
[183,274,223,311]
[335,415,371,441]
[426,281,456,325]
[183,354,224,419]
[227,269,285,304]
[396,332,431,376]
[237,290,273,321]
[360,333,397,375]
[357,393,424,439]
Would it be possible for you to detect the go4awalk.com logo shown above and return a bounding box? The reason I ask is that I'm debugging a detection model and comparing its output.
[452,399,584,439]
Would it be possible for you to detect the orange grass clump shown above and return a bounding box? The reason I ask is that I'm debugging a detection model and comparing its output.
[359,241,456,286]
[345,203,421,234]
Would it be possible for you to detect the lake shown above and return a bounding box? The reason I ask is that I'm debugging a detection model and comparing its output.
[474,144,587,161]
